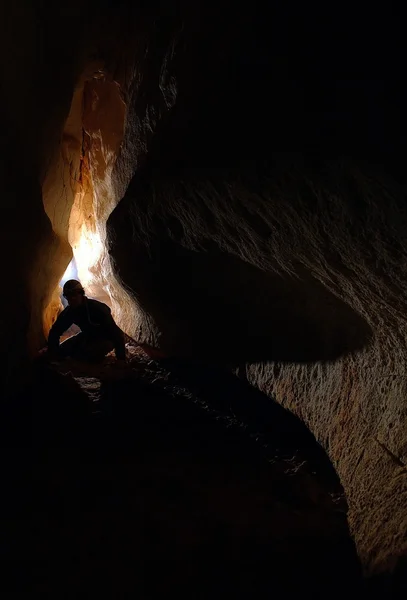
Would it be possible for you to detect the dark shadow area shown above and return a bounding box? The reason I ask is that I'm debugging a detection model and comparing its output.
[156,359,337,467]
[1,357,362,598]
[108,233,372,365]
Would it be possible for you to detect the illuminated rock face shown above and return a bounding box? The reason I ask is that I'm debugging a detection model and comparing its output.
[41,68,132,334]
[106,5,407,585]
[108,161,407,581]
[0,0,406,588]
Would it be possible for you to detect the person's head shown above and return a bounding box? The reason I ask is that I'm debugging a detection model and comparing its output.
[63,279,85,308]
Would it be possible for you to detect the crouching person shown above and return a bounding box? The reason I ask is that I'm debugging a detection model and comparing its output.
[47,279,126,364]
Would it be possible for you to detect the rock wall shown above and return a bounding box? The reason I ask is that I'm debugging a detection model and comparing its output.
[0,2,93,392]
[0,0,406,588]
[105,1,407,585]
[109,156,407,583]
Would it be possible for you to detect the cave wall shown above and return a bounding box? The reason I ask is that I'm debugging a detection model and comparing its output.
[104,0,407,583]
[0,2,96,392]
[1,0,406,586]
[0,2,141,352]
[109,159,407,579]
[0,1,142,387]
[40,3,157,338]
[0,1,171,386]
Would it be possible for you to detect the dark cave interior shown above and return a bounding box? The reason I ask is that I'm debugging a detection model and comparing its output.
[0,1,406,597]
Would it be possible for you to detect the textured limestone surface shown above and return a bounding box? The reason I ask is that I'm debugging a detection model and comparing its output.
[0,1,406,589]
[106,4,407,583]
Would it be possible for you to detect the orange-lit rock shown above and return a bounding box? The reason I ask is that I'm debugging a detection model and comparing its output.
[42,62,135,337]
[105,5,407,588]
[0,2,406,593]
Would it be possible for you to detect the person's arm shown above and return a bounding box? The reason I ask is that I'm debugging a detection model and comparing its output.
[48,309,73,358]
[99,305,126,361]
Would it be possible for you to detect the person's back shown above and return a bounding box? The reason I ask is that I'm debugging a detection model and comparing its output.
[60,297,117,339]
[47,280,126,363]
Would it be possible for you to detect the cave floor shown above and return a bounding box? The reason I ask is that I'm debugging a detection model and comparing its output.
[1,347,363,598]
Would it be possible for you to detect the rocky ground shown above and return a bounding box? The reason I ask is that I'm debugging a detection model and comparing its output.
[1,342,363,598]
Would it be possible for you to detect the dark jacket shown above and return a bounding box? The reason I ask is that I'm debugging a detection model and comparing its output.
[48,297,126,360]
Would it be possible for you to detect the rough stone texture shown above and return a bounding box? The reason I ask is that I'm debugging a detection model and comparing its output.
[105,2,407,587]
[0,2,138,360]
[109,158,407,584]
[1,1,406,591]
